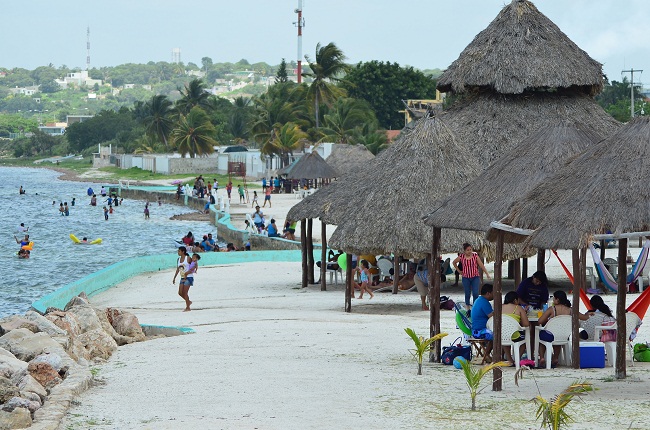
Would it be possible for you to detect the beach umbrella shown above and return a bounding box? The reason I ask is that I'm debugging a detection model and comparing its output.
[171,179,183,185]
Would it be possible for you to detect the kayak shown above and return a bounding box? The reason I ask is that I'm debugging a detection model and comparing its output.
[70,234,102,245]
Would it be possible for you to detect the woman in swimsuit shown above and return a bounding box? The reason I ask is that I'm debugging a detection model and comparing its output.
[172,247,192,311]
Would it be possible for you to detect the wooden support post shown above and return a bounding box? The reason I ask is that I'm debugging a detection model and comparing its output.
[571,249,581,369]
[345,253,353,312]
[580,248,587,293]
[522,257,528,279]
[514,259,522,288]
[307,219,314,284]
[430,228,442,362]
[600,240,606,263]
[300,220,308,289]
[492,231,504,392]
[537,248,545,272]
[320,221,327,291]
[392,257,399,294]
[507,260,514,279]
[616,239,628,379]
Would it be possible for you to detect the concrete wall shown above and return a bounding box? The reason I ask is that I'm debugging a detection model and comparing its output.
[168,157,218,174]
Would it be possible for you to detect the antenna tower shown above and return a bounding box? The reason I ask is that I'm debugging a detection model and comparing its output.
[86,26,91,71]
[294,1,305,83]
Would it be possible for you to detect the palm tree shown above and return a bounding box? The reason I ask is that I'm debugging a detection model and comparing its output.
[318,98,374,144]
[171,107,217,158]
[250,84,310,149]
[228,96,252,140]
[262,122,307,166]
[350,121,388,155]
[302,42,349,128]
[141,95,174,149]
[177,78,211,115]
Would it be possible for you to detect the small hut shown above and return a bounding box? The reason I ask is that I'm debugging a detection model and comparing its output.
[325,144,375,177]
[278,151,338,188]
[491,117,650,380]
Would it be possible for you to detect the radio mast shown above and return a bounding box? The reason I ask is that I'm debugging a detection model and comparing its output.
[294,1,305,83]
[86,26,91,71]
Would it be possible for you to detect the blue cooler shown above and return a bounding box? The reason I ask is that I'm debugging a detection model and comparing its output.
[580,342,606,368]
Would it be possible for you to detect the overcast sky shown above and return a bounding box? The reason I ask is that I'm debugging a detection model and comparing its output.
[2,1,648,85]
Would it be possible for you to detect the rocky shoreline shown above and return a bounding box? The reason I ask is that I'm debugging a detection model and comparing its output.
[0,293,159,429]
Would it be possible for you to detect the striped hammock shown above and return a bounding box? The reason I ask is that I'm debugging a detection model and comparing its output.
[588,239,650,292]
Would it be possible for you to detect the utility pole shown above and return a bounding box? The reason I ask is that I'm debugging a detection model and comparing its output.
[294,1,305,83]
[622,68,643,118]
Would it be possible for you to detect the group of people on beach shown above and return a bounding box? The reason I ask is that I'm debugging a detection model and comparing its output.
[178,231,238,253]
[247,206,296,240]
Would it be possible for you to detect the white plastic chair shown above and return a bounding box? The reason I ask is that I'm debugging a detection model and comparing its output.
[376,258,393,282]
[580,313,606,341]
[326,267,343,285]
[535,315,572,369]
[487,316,530,369]
[596,311,642,367]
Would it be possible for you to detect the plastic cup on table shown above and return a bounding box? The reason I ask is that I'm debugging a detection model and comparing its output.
[537,310,543,318]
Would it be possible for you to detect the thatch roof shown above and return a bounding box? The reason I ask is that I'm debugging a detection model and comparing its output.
[437,0,604,95]
[326,115,489,258]
[440,92,620,164]
[278,151,339,180]
[325,144,374,176]
[494,116,650,249]
[423,121,604,232]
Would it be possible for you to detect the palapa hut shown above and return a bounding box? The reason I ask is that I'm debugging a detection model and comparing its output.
[278,151,338,185]
[427,0,620,389]
[437,0,619,164]
[490,116,650,380]
[424,121,603,278]
[325,144,375,177]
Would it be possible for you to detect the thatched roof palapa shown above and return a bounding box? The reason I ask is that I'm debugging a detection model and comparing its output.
[423,121,604,232]
[494,116,650,249]
[278,151,339,180]
[325,144,375,177]
[327,115,487,258]
[440,90,620,165]
[437,0,604,96]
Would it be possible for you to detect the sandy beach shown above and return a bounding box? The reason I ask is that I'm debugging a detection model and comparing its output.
[59,259,650,430]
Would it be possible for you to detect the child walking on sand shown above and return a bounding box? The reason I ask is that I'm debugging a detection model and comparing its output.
[251,191,258,208]
[355,260,374,299]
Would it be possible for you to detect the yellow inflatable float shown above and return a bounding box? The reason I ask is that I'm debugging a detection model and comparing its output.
[21,241,34,250]
[70,234,102,245]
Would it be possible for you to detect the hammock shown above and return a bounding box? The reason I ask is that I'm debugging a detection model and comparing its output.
[588,240,650,293]
[551,249,591,309]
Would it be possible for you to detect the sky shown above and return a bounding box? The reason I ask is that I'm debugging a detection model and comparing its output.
[1,0,648,85]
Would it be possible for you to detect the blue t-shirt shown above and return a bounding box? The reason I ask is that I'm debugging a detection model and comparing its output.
[471,296,493,332]
[268,224,278,236]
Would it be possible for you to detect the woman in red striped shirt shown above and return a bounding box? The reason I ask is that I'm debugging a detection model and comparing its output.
[453,243,491,308]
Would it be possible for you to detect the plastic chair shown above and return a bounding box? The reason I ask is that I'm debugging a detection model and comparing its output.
[596,311,642,367]
[326,267,342,285]
[376,258,393,282]
[534,315,573,369]
[580,313,606,341]
[487,317,530,369]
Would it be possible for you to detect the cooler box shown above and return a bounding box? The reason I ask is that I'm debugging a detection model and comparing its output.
[580,342,605,368]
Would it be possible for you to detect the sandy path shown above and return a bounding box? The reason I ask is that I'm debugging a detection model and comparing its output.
[60,262,650,430]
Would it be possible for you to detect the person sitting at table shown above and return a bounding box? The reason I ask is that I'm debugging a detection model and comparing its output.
[584,295,616,341]
[502,291,530,365]
[537,290,592,367]
[516,271,549,309]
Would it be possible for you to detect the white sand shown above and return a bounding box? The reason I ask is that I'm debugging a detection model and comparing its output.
[60,259,650,430]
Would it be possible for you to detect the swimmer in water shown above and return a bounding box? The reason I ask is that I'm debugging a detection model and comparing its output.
[71,197,76,206]
[18,249,30,259]
[103,206,109,221]
[14,234,30,247]
[19,186,25,195]
[90,195,97,206]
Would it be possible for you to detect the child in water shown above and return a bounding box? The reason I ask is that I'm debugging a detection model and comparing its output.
[71,198,76,206]
[144,204,150,219]
[109,205,114,214]
[103,206,109,221]
[59,203,65,216]
[64,202,69,216]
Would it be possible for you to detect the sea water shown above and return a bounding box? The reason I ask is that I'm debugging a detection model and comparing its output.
[0,167,217,318]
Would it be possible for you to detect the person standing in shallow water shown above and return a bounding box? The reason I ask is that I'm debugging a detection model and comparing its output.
[453,243,491,309]
[103,206,109,221]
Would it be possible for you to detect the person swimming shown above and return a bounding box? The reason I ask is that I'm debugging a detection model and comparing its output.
[19,186,25,195]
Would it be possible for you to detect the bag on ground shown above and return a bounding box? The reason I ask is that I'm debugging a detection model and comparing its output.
[441,337,472,365]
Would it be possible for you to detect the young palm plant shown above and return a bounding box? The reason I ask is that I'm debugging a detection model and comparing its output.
[458,359,510,411]
[534,381,593,430]
[404,328,447,375]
